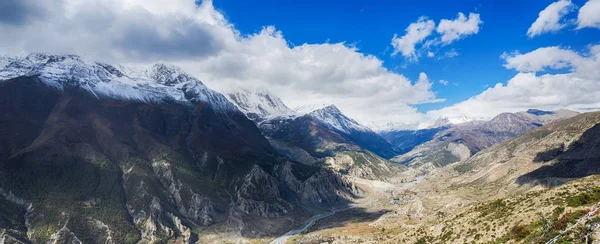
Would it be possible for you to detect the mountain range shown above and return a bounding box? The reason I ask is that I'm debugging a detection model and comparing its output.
[389,109,579,169]
[0,53,598,244]
[0,54,360,243]
[223,86,580,175]
[225,90,402,180]
[384,111,600,243]
[272,110,600,244]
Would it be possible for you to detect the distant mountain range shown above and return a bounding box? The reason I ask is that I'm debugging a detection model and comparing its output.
[450,110,600,188]
[225,90,398,161]
[223,86,583,177]
[390,109,579,168]
[225,90,397,158]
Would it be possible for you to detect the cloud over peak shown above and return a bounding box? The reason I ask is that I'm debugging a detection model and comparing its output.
[1,0,596,128]
[0,0,443,127]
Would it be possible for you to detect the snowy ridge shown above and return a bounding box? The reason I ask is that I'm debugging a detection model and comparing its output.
[0,56,15,70]
[297,104,371,134]
[428,115,473,128]
[294,103,334,115]
[226,88,296,122]
[368,122,420,133]
[226,89,375,135]
[0,53,236,112]
[448,115,473,124]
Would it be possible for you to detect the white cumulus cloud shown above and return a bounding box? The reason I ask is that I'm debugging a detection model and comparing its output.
[390,17,435,61]
[501,46,585,72]
[527,0,575,38]
[436,12,482,45]
[428,45,600,120]
[577,0,600,29]
[392,12,482,60]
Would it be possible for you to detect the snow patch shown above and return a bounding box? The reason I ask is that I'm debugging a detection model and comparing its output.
[428,115,474,128]
[368,122,420,132]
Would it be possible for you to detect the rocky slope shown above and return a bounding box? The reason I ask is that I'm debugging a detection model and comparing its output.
[391,109,578,169]
[293,175,600,244]
[0,54,360,243]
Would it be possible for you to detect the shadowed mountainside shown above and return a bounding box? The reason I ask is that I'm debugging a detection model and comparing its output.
[447,111,600,191]
[0,76,361,243]
[517,123,600,184]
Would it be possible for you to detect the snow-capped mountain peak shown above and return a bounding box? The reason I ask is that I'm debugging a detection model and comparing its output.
[367,122,419,133]
[449,115,473,124]
[301,104,371,134]
[293,103,335,115]
[225,88,296,122]
[0,53,236,112]
[428,115,473,128]
[0,56,15,70]
[150,63,202,87]
[429,117,451,128]
[308,104,341,115]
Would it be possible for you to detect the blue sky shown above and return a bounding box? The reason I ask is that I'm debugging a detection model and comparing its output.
[213,0,598,112]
